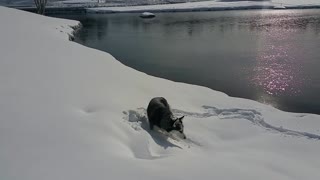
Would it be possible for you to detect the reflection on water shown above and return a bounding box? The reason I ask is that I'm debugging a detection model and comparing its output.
[251,11,318,98]
[253,29,303,96]
[54,10,320,114]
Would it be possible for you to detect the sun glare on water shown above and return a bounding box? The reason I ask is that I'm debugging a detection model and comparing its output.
[252,11,307,97]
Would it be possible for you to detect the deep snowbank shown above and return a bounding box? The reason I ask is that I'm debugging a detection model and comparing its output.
[1,6,320,180]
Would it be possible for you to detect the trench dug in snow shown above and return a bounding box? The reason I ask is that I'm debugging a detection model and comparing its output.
[122,106,320,159]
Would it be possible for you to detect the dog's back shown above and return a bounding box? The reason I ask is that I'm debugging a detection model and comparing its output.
[147,97,172,130]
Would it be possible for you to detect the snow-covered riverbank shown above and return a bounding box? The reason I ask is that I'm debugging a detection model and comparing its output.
[1,6,320,180]
[87,0,320,13]
[2,0,320,12]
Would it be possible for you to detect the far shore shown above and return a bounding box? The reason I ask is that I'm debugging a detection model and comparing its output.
[12,4,320,15]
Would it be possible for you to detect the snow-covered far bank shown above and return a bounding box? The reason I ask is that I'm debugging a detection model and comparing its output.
[87,0,320,13]
[273,0,320,6]
[1,6,320,180]
[2,0,320,10]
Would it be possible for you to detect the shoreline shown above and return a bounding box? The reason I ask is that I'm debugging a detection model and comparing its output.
[86,6,320,14]
[65,8,320,115]
[13,4,320,15]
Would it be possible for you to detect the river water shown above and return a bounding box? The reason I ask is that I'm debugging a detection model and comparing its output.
[56,9,320,114]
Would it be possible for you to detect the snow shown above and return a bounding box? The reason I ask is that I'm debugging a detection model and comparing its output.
[0,0,216,7]
[142,11,155,16]
[273,0,320,6]
[87,0,320,13]
[140,12,156,18]
[1,6,320,180]
[2,0,320,9]
[87,1,272,13]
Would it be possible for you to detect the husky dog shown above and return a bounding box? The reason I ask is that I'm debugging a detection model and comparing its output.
[147,97,186,139]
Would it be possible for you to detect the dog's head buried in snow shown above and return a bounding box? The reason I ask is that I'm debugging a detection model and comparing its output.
[147,97,186,139]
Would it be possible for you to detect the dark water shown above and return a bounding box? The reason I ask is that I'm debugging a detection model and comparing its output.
[55,10,320,114]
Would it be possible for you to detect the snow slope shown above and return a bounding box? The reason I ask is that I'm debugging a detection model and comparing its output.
[87,0,320,13]
[1,6,320,180]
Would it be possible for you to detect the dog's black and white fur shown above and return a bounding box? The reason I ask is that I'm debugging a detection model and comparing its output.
[147,97,186,139]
